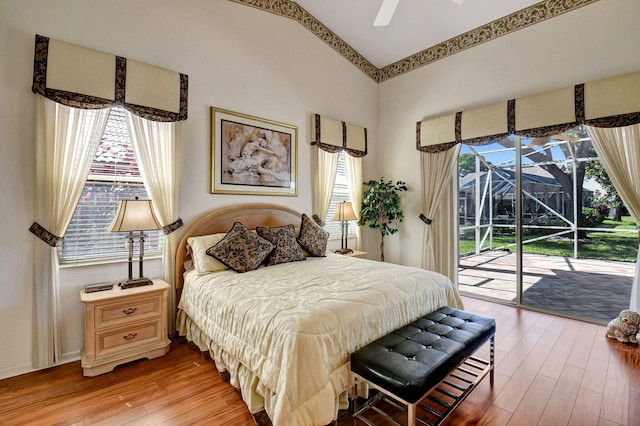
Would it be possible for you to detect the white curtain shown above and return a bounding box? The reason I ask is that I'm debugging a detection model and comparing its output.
[431,176,458,279]
[586,124,640,311]
[126,113,182,333]
[312,147,339,221]
[33,97,110,367]
[420,144,461,273]
[345,154,363,250]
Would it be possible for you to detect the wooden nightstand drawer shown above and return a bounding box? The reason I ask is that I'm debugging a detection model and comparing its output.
[95,294,161,329]
[95,319,162,359]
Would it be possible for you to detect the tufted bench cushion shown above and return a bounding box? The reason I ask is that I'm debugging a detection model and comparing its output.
[351,306,496,404]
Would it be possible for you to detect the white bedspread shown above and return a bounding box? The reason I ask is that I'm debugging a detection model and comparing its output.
[177,253,462,426]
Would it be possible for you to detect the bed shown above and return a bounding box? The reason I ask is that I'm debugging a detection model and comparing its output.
[175,203,463,426]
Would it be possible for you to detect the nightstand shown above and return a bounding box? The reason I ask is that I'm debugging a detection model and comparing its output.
[341,250,368,259]
[80,279,170,377]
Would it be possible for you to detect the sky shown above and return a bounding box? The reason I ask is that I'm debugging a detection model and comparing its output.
[460,136,589,171]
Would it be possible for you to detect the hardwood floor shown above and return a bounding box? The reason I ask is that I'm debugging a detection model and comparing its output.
[1,297,638,425]
[0,340,255,426]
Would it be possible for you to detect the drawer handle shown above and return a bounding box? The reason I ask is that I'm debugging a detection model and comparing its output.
[123,333,138,341]
[122,307,138,315]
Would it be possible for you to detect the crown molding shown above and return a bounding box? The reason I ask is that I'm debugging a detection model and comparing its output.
[230,0,600,83]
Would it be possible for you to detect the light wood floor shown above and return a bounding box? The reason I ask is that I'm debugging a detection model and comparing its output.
[1,297,638,426]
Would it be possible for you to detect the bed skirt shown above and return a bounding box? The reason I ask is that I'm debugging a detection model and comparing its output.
[176,309,350,425]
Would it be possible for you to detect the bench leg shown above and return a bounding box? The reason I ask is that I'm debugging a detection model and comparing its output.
[408,403,416,426]
[490,335,495,384]
[352,379,359,426]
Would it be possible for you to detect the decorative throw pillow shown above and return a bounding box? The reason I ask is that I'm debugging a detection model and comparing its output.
[294,227,310,257]
[206,222,274,273]
[256,224,306,266]
[297,213,329,257]
[187,233,228,273]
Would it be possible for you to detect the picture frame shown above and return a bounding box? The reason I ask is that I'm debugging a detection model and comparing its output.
[210,107,298,196]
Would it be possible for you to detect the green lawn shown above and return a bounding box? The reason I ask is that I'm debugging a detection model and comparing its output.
[460,217,638,262]
[598,216,636,230]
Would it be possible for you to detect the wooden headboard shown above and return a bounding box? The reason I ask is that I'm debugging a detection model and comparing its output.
[175,203,303,289]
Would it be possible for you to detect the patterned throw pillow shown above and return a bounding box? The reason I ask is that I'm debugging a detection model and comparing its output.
[256,224,306,266]
[206,222,274,273]
[297,213,329,257]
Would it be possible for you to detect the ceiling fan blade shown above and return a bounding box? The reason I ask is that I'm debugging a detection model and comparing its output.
[373,0,400,27]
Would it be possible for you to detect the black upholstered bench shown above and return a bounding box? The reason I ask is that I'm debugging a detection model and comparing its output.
[350,306,496,426]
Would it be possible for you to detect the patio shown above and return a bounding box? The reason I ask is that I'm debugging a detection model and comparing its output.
[458,250,635,323]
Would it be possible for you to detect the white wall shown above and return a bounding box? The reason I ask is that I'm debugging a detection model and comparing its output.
[0,0,377,378]
[373,0,640,267]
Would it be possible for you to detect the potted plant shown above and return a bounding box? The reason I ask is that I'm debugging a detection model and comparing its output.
[359,178,408,261]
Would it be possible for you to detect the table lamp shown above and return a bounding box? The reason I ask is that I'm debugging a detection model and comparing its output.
[109,198,161,289]
[332,201,357,254]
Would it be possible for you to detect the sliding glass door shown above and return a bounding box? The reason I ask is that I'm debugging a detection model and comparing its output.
[458,128,636,323]
[458,138,518,301]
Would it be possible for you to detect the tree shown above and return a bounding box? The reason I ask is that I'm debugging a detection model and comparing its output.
[585,155,624,221]
[497,130,591,237]
[359,178,408,262]
[459,152,490,177]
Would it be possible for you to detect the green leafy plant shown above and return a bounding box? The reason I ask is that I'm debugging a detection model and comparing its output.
[359,178,408,261]
[582,207,606,227]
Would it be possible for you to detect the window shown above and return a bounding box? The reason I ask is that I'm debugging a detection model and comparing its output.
[324,151,357,239]
[59,106,163,264]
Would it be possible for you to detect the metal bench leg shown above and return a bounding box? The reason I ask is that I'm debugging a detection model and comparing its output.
[353,379,359,425]
[408,402,416,426]
[490,335,495,384]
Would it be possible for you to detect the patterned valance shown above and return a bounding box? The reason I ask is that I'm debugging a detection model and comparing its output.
[417,70,640,152]
[311,114,367,157]
[32,34,188,122]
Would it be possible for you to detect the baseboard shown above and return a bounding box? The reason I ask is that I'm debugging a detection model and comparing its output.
[0,352,81,381]
[0,362,36,381]
[59,351,81,365]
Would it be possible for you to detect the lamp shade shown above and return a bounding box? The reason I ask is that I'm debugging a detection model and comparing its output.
[109,199,161,232]
[332,201,357,222]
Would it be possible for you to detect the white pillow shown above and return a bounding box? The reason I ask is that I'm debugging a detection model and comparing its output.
[187,233,228,273]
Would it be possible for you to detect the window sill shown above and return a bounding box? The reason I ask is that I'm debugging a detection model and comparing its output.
[59,254,163,269]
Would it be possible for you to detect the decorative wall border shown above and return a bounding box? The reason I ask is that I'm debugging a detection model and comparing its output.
[230,0,378,81]
[378,0,600,82]
[231,0,600,83]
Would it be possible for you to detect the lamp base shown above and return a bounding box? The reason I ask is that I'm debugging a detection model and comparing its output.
[335,248,354,254]
[118,277,154,289]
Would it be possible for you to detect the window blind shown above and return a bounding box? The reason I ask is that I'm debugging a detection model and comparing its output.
[324,151,357,239]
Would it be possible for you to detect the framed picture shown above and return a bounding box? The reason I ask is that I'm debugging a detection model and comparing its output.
[211,107,298,196]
